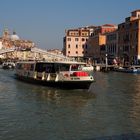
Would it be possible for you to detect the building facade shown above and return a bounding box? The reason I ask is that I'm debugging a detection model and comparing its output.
[87,24,117,64]
[118,10,140,65]
[92,24,117,36]
[63,26,95,61]
[87,34,106,63]
[106,30,118,64]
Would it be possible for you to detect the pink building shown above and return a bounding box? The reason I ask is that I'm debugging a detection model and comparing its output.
[63,26,95,61]
[92,24,117,36]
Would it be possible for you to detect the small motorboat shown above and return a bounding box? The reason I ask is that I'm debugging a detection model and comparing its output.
[114,66,138,73]
[2,61,16,69]
[81,65,94,71]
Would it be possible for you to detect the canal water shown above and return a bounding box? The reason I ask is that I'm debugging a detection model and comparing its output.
[0,69,140,140]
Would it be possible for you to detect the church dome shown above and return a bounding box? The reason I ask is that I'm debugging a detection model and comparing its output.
[11,31,20,41]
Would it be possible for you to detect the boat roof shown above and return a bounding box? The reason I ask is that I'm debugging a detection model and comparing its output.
[16,60,86,65]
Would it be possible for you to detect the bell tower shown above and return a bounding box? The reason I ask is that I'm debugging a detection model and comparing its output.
[3,28,10,39]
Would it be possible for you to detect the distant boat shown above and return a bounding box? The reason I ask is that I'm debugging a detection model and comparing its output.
[2,61,15,69]
[81,65,94,71]
[15,60,94,89]
[114,66,140,73]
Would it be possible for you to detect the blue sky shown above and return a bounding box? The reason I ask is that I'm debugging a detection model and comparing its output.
[0,0,140,50]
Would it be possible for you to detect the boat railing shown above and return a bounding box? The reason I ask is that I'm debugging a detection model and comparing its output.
[33,70,93,82]
[34,71,57,81]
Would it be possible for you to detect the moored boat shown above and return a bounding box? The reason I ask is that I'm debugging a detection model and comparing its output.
[2,61,16,69]
[114,66,140,73]
[15,60,94,89]
[81,64,94,71]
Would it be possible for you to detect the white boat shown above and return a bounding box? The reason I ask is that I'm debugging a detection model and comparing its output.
[114,66,140,73]
[15,60,94,89]
[81,65,94,71]
[2,61,15,69]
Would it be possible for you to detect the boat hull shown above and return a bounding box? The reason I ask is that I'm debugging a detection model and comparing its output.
[114,67,140,73]
[15,75,93,89]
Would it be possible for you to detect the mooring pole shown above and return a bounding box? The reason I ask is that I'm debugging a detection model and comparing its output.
[105,53,108,71]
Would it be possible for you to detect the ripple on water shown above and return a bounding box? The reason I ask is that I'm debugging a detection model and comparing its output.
[0,70,140,140]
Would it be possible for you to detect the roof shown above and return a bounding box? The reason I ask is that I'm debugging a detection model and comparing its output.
[102,24,117,27]
[131,9,140,13]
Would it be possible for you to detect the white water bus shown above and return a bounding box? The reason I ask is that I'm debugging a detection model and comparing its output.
[15,60,94,89]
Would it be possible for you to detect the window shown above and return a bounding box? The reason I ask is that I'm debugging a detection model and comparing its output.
[85,44,88,49]
[82,32,88,36]
[75,38,79,41]
[67,38,71,41]
[68,51,70,54]
[70,32,74,36]
[58,64,70,71]
[71,64,79,71]
[68,44,70,48]
[135,22,138,28]
[35,63,55,73]
[30,64,34,71]
[76,44,78,48]
[82,38,85,41]
[136,32,138,40]
[76,51,78,54]
[75,33,79,36]
[123,45,129,52]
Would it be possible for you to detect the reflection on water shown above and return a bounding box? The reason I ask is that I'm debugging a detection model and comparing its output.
[15,80,96,110]
[0,70,140,140]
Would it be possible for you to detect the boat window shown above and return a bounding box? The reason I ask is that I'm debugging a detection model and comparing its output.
[71,64,79,71]
[16,63,22,69]
[45,64,55,73]
[59,64,70,71]
[35,63,45,72]
[24,64,29,70]
[35,63,56,73]
[35,63,71,73]
[16,63,35,70]
[54,64,60,72]
[30,64,34,71]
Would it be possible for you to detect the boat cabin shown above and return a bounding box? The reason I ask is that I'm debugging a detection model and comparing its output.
[15,61,94,89]
[16,61,87,75]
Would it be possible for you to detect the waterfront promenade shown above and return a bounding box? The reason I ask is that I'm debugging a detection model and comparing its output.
[0,69,140,140]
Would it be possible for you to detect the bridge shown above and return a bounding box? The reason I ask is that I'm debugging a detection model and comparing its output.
[0,47,15,55]
[31,47,71,61]
[0,47,72,61]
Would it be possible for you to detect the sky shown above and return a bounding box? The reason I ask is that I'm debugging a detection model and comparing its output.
[0,0,140,50]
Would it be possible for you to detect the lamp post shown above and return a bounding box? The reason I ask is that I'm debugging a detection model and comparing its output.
[105,53,108,71]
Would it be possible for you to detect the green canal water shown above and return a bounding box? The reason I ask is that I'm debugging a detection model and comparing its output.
[0,69,140,140]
